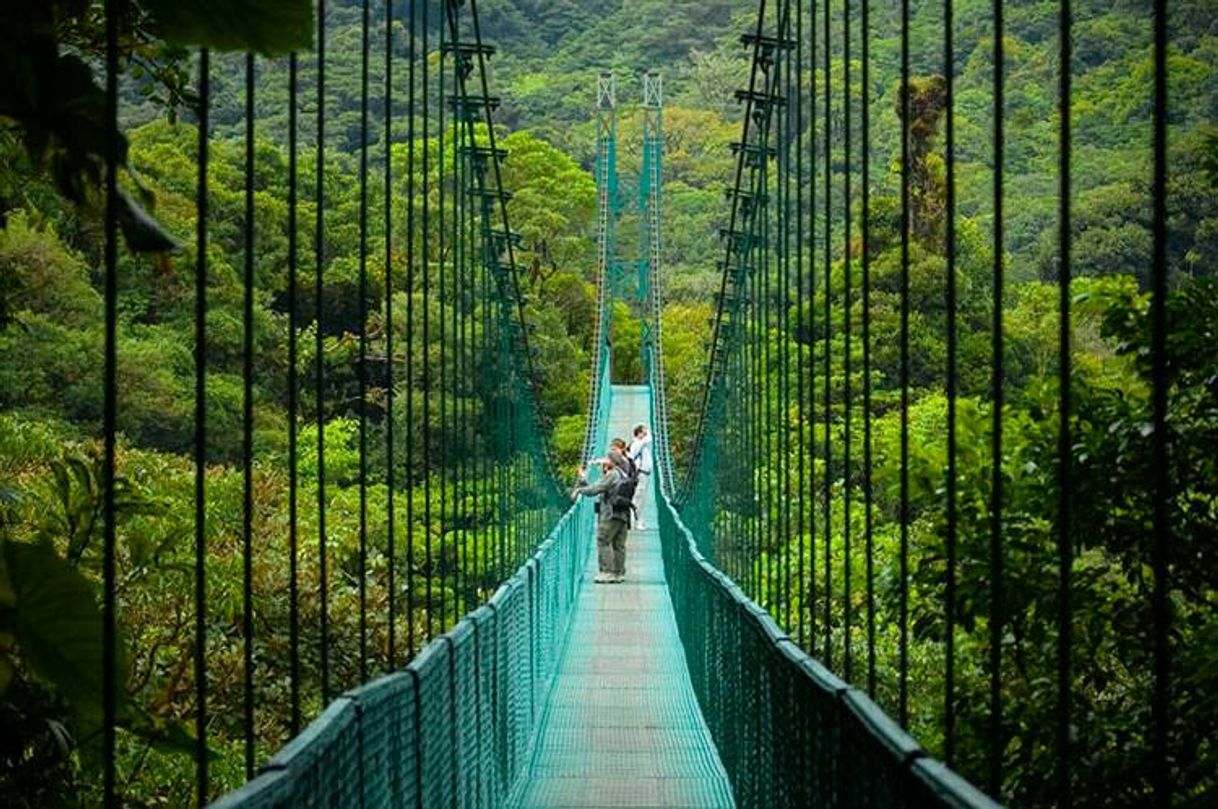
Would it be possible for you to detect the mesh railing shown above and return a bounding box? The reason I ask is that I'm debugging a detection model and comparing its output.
[209,495,595,809]
[654,490,1000,809]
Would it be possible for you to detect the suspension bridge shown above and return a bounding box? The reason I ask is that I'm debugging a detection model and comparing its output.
[196,10,997,803]
[70,0,1186,806]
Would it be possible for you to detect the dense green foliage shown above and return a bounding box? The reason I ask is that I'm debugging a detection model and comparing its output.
[0,0,1215,806]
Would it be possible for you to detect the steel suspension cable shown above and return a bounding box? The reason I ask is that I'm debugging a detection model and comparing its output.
[988,0,1007,792]
[762,83,773,608]
[357,0,371,686]
[1150,0,1170,802]
[821,0,833,671]
[843,0,854,684]
[1055,0,1073,801]
[287,51,302,735]
[944,0,958,766]
[808,0,818,656]
[861,0,875,701]
[899,0,911,728]
[384,0,396,670]
[242,51,257,778]
[795,0,807,650]
[194,47,210,805]
[405,0,417,658]
[422,0,433,642]
[438,9,448,634]
[745,195,754,596]
[453,58,466,618]
[102,4,119,804]
[315,0,331,703]
[781,0,794,632]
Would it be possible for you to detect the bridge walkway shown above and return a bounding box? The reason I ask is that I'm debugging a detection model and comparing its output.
[506,385,734,809]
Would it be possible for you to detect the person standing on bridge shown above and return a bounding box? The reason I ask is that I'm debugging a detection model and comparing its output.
[571,448,632,583]
[627,424,654,530]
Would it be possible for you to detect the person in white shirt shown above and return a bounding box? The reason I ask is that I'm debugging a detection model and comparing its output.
[626,424,654,530]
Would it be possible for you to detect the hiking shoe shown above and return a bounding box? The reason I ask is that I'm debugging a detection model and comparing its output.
[611,574,626,583]
[594,572,613,584]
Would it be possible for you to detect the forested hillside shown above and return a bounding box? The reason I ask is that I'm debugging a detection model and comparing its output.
[1,0,1216,805]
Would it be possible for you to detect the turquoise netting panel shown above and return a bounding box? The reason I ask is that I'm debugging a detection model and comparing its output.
[655,493,1002,809]
[207,499,595,809]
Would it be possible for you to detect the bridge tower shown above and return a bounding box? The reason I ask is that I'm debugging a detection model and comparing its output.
[638,72,673,494]
[582,73,619,463]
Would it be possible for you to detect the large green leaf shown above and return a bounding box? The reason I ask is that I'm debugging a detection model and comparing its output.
[143,0,314,55]
[3,539,125,722]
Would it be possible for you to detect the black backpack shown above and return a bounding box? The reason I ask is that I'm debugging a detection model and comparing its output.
[609,458,639,522]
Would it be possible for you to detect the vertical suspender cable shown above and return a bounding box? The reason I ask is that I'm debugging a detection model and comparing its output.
[988,0,1006,792]
[762,69,773,611]
[944,0,958,767]
[496,286,506,580]
[821,0,833,670]
[406,0,418,659]
[898,0,911,728]
[1056,0,1073,802]
[288,51,302,736]
[437,9,448,633]
[316,0,331,703]
[448,16,463,626]
[459,55,471,615]
[454,39,466,620]
[782,0,794,632]
[422,0,433,642]
[744,197,750,595]
[746,187,755,597]
[242,51,257,779]
[385,0,397,671]
[489,263,502,580]
[842,0,854,684]
[358,0,371,685]
[1150,0,1170,803]
[808,0,818,655]
[795,0,806,651]
[194,47,211,806]
[861,0,875,700]
[102,4,119,804]
[452,48,463,620]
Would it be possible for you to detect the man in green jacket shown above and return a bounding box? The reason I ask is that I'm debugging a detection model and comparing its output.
[571,448,631,583]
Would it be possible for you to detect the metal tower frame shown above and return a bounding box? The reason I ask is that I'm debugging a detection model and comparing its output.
[581,73,620,462]
[638,72,673,494]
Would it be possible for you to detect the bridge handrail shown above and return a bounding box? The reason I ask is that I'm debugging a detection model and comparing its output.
[654,488,1003,809]
[207,497,596,809]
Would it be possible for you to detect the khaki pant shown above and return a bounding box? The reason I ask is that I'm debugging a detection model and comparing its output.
[632,472,652,525]
[596,517,629,576]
